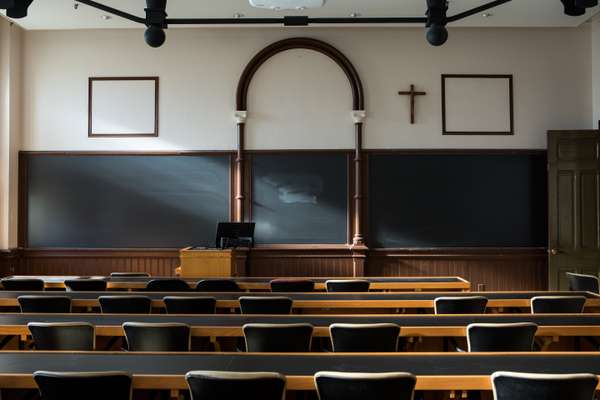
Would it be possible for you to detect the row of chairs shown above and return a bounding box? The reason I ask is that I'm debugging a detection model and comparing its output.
[25,320,541,352]
[15,294,588,314]
[31,369,599,400]
[0,277,372,292]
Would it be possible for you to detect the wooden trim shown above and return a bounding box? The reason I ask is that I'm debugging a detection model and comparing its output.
[368,247,548,257]
[88,76,159,138]
[441,74,514,136]
[17,153,28,248]
[363,149,545,155]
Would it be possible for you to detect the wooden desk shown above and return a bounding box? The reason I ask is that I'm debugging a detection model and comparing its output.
[177,247,248,277]
[0,352,598,391]
[4,275,471,292]
[0,291,598,312]
[1,313,599,344]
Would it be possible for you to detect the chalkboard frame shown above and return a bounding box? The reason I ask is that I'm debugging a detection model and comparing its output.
[18,151,235,249]
[244,150,354,245]
[363,148,548,250]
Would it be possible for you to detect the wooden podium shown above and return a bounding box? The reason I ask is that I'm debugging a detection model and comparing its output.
[175,247,248,277]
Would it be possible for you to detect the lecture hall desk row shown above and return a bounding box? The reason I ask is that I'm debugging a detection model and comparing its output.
[5,275,472,292]
[0,291,598,313]
[2,313,600,351]
[0,352,599,392]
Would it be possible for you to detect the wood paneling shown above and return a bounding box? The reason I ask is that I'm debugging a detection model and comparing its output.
[4,247,548,290]
[367,248,548,291]
[0,249,20,276]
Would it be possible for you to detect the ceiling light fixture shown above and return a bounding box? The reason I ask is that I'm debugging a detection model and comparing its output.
[144,0,167,48]
[426,0,448,46]
[0,0,33,18]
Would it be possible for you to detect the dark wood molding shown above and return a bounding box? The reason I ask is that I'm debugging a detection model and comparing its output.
[88,76,159,138]
[441,74,514,136]
[0,248,22,277]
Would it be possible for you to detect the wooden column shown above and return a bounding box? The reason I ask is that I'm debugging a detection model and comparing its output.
[352,111,366,246]
[234,111,247,222]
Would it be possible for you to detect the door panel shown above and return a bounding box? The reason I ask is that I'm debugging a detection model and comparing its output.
[548,131,600,289]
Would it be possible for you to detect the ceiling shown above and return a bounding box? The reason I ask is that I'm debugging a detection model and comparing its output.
[2,0,599,30]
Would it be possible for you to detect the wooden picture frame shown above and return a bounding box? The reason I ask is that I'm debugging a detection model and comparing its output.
[88,77,159,137]
[441,74,514,136]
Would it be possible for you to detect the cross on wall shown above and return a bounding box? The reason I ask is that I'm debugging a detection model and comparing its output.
[398,84,427,124]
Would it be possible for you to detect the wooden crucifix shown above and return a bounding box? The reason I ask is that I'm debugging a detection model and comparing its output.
[398,84,427,124]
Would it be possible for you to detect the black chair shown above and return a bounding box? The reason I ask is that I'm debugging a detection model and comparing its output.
[243,323,313,352]
[434,296,488,314]
[566,272,599,294]
[123,322,191,351]
[315,371,416,400]
[18,296,72,313]
[531,296,586,314]
[186,371,286,400]
[28,322,95,350]
[110,272,151,277]
[145,279,191,292]
[270,279,315,292]
[467,323,538,352]
[64,279,107,292]
[325,280,370,292]
[195,279,240,292]
[239,296,293,314]
[33,371,132,400]
[329,323,400,352]
[1,278,45,291]
[163,296,216,314]
[98,296,152,314]
[492,371,598,400]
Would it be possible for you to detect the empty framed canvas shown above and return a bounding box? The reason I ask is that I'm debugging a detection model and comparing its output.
[442,74,514,135]
[88,77,159,137]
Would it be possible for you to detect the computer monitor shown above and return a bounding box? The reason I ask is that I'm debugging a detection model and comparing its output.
[215,222,255,249]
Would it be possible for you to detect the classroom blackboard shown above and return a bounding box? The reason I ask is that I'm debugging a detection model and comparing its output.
[368,153,548,248]
[26,155,230,248]
[252,153,348,244]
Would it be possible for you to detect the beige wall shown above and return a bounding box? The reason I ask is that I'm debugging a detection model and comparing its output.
[0,19,22,250]
[593,17,600,128]
[22,26,593,151]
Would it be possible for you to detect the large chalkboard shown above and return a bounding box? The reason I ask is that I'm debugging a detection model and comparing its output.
[369,153,547,248]
[252,153,348,244]
[26,155,230,248]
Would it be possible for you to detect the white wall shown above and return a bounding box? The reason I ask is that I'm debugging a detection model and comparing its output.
[0,19,22,249]
[22,26,593,151]
[593,17,600,128]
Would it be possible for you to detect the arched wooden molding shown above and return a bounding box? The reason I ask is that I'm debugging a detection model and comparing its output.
[234,37,366,247]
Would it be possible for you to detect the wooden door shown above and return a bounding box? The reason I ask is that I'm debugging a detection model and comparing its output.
[548,131,600,289]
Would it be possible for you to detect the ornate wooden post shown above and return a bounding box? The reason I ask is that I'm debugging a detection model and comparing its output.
[351,110,367,276]
[233,111,247,222]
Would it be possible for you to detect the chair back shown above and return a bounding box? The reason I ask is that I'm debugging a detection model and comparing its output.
[163,296,216,314]
[18,296,71,313]
[270,279,315,292]
[243,323,313,352]
[315,371,416,400]
[64,279,107,292]
[110,272,151,277]
[325,280,370,292]
[492,371,598,400]
[566,272,599,294]
[28,322,95,351]
[98,296,152,314]
[123,322,191,351]
[186,371,286,400]
[467,323,538,352]
[196,279,240,292]
[145,279,191,292]
[329,323,400,352]
[434,296,488,314]
[531,296,586,314]
[33,371,132,400]
[239,296,293,315]
[1,278,45,291]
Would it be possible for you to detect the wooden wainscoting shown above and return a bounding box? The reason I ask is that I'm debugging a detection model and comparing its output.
[14,249,180,277]
[367,248,549,291]
[3,247,549,290]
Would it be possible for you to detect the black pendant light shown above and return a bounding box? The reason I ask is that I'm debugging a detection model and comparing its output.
[0,0,15,7]
[575,0,598,7]
[144,0,168,48]
[2,0,33,18]
[425,0,448,46]
[561,0,586,15]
